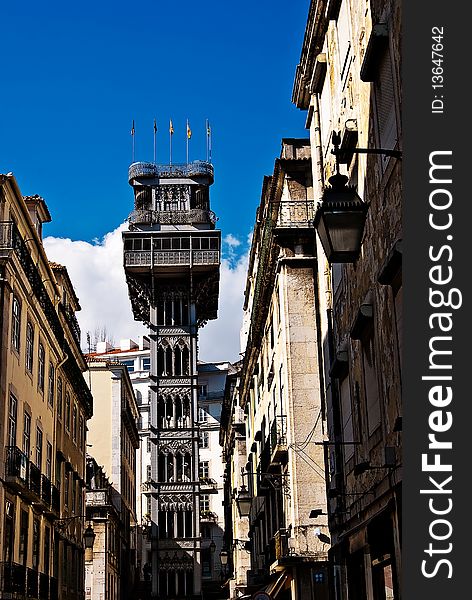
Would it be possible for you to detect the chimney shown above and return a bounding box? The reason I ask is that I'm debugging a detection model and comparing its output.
[96,341,113,354]
[120,339,138,351]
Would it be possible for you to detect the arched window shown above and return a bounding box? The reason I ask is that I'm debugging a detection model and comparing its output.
[182,347,190,375]
[157,396,165,428]
[175,396,183,426]
[157,347,165,376]
[165,397,173,427]
[183,453,192,481]
[158,452,166,481]
[166,454,175,482]
[165,346,173,376]
[174,346,182,376]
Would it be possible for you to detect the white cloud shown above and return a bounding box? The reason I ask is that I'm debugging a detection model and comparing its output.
[43,225,248,362]
[223,233,241,248]
[44,223,147,349]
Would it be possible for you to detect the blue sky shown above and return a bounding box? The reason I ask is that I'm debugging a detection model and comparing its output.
[1,0,310,249]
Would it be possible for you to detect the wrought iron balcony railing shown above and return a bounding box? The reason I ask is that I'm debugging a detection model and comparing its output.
[5,446,29,485]
[129,208,217,226]
[0,221,14,251]
[129,160,214,182]
[0,562,26,595]
[276,200,315,228]
[124,249,220,268]
[27,568,38,599]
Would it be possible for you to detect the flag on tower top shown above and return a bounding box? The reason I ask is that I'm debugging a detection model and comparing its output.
[153,119,157,133]
[169,119,174,135]
[131,120,135,136]
[187,120,192,140]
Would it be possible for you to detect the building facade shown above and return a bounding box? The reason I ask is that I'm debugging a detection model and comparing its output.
[85,456,121,600]
[85,358,140,600]
[0,174,93,600]
[123,159,221,598]
[228,140,330,600]
[293,1,402,598]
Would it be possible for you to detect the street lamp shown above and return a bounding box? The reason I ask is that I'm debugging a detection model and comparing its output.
[314,172,368,264]
[219,550,228,566]
[55,516,96,549]
[313,131,368,264]
[83,523,96,549]
[209,539,216,553]
[235,485,252,518]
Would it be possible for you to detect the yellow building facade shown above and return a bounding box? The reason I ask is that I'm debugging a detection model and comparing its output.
[0,173,93,600]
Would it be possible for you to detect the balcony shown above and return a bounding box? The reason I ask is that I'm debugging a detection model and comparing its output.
[0,221,14,255]
[124,249,220,269]
[39,571,49,600]
[0,562,26,596]
[5,445,29,492]
[275,200,315,230]
[27,568,39,599]
[270,416,288,466]
[128,160,214,183]
[129,208,217,227]
[199,477,218,494]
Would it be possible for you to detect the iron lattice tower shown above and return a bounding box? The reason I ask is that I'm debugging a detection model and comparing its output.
[123,160,220,598]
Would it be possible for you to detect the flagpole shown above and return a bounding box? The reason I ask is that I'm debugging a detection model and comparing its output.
[209,123,212,163]
[131,119,135,163]
[206,119,209,162]
[153,119,157,163]
[186,119,189,165]
[169,120,173,166]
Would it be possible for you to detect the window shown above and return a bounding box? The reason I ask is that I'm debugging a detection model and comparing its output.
[23,412,31,457]
[48,362,55,407]
[146,465,152,480]
[26,321,34,372]
[147,438,152,453]
[361,325,381,435]
[142,357,151,371]
[198,407,209,423]
[200,494,210,512]
[339,375,355,461]
[36,427,43,469]
[72,405,78,443]
[46,442,52,479]
[121,359,134,373]
[374,42,399,172]
[8,394,17,447]
[57,377,63,420]
[199,431,209,449]
[19,510,29,566]
[79,415,84,451]
[38,343,45,391]
[65,392,71,432]
[64,471,69,507]
[199,461,209,479]
[32,519,40,569]
[198,384,208,398]
[11,295,21,352]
